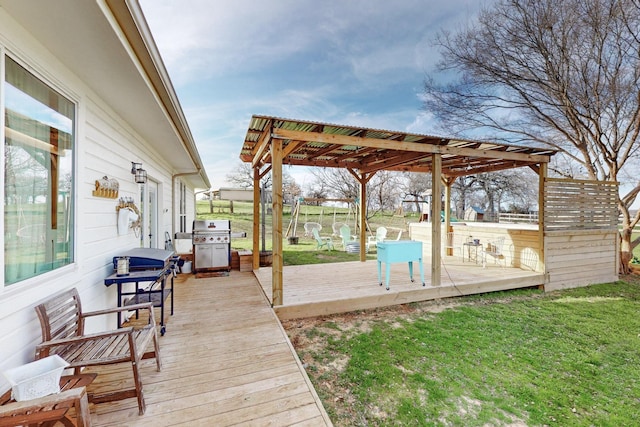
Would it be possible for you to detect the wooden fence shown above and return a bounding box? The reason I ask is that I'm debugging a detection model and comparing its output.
[543,178,619,231]
[543,178,619,291]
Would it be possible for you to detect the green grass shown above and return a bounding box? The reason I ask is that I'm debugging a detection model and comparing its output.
[291,282,640,426]
[200,200,640,424]
[197,200,409,264]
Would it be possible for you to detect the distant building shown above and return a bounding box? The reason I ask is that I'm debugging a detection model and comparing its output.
[464,206,485,221]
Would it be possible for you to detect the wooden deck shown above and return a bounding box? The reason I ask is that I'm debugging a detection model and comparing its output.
[255,257,546,320]
[89,272,332,426]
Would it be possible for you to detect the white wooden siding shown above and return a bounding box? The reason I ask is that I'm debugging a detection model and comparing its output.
[0,10,200,391]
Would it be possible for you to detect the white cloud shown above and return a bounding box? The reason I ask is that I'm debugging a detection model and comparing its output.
[139,0,494,190]
[141,0,489,83]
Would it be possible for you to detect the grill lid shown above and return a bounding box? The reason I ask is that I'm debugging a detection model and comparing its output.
[112,248,174,270]
[193,219,230,231]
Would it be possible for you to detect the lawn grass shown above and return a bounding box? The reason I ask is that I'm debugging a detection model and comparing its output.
[200,199,640,425]
[285,281,640,426]
[197,200,408,264]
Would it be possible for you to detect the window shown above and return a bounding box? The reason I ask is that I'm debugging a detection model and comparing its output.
[4,56,75,285]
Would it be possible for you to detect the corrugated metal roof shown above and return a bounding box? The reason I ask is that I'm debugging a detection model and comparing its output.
[241,115,557,178]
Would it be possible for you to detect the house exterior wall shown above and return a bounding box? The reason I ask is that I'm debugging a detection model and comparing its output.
[0,7,200,388]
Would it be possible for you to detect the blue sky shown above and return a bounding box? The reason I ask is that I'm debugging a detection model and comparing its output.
[139,0,491,190]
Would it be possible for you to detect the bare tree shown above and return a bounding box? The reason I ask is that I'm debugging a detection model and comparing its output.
[366,171,404,216]
[308,168,359,202]
[450,170,537,220]
[401,172,431,214]
[225,162,299,197]
[304,181,330,205]
[225,162,261,189]
[283,178,302,206]
[423,0,640,272]
[451,176,477,219]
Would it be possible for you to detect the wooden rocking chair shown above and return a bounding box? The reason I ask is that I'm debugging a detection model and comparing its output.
[34,288,162,415]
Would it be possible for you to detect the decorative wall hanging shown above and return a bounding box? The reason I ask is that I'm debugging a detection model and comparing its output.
[93,176,119,198]
[116,197,141,236]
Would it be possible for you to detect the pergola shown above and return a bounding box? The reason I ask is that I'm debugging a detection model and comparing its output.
[240,115,557,306]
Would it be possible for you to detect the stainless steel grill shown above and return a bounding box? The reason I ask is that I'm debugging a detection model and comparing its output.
[192,220,231,272]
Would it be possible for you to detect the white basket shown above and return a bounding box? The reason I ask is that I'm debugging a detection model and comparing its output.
[2,355,69,401]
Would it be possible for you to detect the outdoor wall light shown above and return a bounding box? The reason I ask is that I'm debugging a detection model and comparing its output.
[131,161,147,184]
[131,161,142,174]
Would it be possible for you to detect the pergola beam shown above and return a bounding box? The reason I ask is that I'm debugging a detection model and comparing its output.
[271,128,551,164]
[251,121,272,169]
[358,152,432,174]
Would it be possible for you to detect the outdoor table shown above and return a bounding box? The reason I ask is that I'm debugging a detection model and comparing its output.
[376,240,425,290]
[463,241,482,264]
[104,267,173,335]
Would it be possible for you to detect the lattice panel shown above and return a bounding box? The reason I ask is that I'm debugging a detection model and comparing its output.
[543,178,619,231]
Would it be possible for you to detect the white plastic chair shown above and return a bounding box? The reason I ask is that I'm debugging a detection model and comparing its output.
[303,222,322,237]
[367,227,387,251]
[520,247,539,271]
[482,237,506,268]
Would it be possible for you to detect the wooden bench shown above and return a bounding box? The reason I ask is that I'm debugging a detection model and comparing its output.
[34,288,161,415]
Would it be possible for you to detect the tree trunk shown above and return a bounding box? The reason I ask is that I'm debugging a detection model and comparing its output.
[619,227,632,275]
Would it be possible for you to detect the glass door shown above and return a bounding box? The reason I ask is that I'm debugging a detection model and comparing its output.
[140,180,158,248]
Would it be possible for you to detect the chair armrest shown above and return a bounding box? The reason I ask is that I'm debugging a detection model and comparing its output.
[36,327,134,350]
[82,302,154,317]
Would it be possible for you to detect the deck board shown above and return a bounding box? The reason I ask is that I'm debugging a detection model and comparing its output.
[90,271,332,427]
[254,258,545,320]
[87,257,543,425]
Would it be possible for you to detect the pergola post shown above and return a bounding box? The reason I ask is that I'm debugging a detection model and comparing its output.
[443,177,454,255]
[431,154,442,286]
[271,139,284,306]
[358,177,367,261]
[348,169,373,262]
[538,162,547,275]
[252,168,261,270]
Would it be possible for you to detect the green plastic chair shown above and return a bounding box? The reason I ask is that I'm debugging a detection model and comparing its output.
[312,227,334,250]
[339,224,357,251]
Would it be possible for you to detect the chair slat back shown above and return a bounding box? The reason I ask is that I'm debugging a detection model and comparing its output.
[35,288,83,342]
[339,225,351,245]
[376,227,387,242]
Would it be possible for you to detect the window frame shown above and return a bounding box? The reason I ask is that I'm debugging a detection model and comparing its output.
[2,51,78,288]
[179,180,186,233]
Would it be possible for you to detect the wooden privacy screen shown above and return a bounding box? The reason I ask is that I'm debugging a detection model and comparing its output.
[543,178,619,231]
